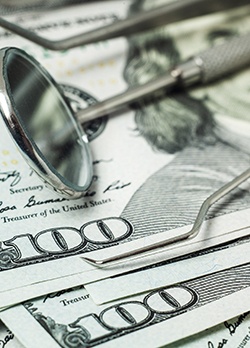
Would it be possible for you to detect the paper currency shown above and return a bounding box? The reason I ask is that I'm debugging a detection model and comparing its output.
[0,320,24,348]
[1,263,250,348]
[0,0,154,307]
[85,228,250,304]
[0,0,249,309]
[0,0,83,14]
[166,311,250,348]
[0,1,250,347]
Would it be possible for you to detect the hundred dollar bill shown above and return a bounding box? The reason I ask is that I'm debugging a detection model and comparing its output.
[0,0,84,14]
[166,311,250,348]
[1,263,250,348]
[85,227,250,304]
[0,0,249,309]
[0,320,24,348]
[0,0,152,307]
[0,0,169,300]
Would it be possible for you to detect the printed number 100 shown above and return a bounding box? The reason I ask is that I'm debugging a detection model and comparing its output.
[3,217,133,263]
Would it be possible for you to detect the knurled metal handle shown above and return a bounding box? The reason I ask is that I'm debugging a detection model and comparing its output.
[197,33,250,83]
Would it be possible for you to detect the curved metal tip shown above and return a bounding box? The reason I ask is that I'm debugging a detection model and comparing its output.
[82,256,105,266]
[81,168,250,267]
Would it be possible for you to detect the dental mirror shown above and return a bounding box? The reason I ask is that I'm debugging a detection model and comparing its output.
[0,32,250,199]
[0,47,93,199]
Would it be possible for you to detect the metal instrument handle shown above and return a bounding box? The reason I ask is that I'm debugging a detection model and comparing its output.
[198,33,250,83]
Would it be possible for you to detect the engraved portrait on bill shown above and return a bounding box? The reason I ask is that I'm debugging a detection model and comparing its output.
[0,0,249,309]
[120,0,250,240]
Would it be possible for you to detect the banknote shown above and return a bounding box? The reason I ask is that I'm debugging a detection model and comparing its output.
[0,0,250,309]
[0,0,177,308]
[85,227,250,304]
[0,0,149,307]
[166,311,250,348]
[0,320,24,348]
[1,2,250,347]
[1,263,250,348]
[0,0,84,14]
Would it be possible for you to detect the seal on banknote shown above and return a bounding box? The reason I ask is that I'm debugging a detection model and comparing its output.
[60,84,108,141]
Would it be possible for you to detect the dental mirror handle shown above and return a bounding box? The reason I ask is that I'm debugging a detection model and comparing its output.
[77,33,250,123]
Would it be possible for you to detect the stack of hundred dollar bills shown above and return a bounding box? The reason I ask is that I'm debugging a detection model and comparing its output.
[0,1,249,347]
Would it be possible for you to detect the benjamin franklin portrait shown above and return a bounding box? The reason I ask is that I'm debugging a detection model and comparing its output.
[120,0,250,238]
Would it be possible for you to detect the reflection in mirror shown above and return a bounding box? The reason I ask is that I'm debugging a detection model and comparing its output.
[3,49,92,193]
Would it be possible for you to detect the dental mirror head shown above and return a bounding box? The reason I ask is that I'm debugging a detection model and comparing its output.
[0,47,93,199]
